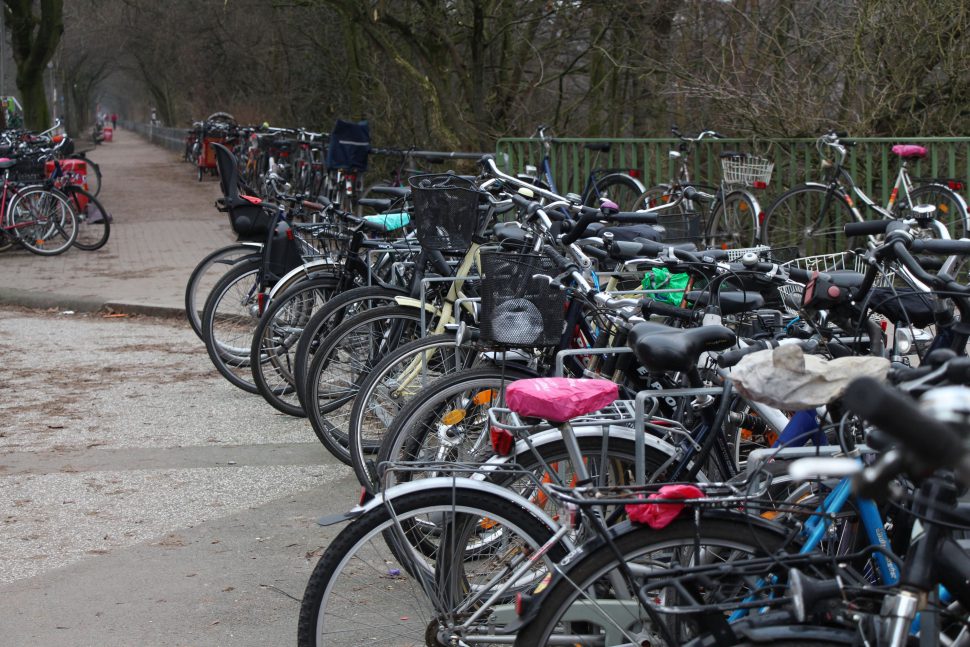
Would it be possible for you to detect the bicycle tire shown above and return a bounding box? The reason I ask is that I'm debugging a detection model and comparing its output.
[348,333,481,491]
[185,244,262,339]
[6,186,78,255]
[377,366,537,486]
[249,275,339,417]
[293,286,406,410]
[708,189,759,249]
[513,517,786,647]
[586,173,645,212]
[297,485,567,647]
[82,157,102,197]
[305,305,427,463]
[200,258,264,393]
[761,184,856,257]
[62,185,111,251]
[907,183,969,239]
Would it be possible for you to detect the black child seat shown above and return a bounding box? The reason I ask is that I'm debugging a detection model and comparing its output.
[212,143,274,239]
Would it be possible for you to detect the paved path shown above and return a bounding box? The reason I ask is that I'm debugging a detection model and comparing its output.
[0,127,236,314]
[0,134,360,645]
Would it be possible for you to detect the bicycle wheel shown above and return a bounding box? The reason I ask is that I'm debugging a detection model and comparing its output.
[761,185,855,257]
[6,186,78,255]
[293,286,406,410]
[348,334,481,491]
[201,259,264,393]
[250,275,339,417]
[587,174,645,211]
[707,190,758,249]
[305,305,426,463]
[185,244,262,339]
[297,485,567,647]
[377,366,537,486]
[907,183,970,238]
[513,517,785,647]
[62,185,111,251]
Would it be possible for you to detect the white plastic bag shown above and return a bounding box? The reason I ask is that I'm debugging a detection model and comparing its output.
[731,344,889,410]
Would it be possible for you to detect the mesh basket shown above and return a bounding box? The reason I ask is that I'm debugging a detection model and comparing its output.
[8,156,47,183]
[656,212,704,244]
[408,173,482,251]
[479,250,565,348]
[721,155,774,187]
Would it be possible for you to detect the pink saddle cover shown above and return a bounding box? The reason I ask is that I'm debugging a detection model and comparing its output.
[241,195,263,205]
[891,144,927,159]
[505,378,618,423]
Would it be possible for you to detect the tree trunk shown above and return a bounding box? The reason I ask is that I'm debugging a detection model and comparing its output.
[3,0,64,130]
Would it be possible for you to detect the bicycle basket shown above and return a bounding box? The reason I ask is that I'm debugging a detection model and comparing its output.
[656,212,704,244]
[9,156,47,183]
[721,155,774,187]
[479,250,565,348]
[407,173,482,252]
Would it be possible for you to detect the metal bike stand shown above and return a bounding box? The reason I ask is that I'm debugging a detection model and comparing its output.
[418,273,479,337]
[364,245,418,287]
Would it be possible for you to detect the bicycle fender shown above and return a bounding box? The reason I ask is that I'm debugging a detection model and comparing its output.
[393,296,438,314]
[267,259,342,300]
[321,477,571,547]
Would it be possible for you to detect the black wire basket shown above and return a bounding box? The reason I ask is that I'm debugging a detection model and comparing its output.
[407,173,482,252]
[656,212,704,244]
[479,250,565,348]
[8,156,47,184]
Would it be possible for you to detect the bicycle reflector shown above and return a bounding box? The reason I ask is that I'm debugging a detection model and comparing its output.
[628,169,641,179]
[948,180,965,191]
[752,181,768,189]
[490,426,514,456]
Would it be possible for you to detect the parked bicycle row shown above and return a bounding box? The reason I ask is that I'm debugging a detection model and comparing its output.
[0,119,110,256]
[187,131,970,645]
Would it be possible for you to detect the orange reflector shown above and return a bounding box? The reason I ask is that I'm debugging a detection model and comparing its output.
[472,390,493,406]
[479,517,498,530]
[441,409,465,426]
[939,203,949,214]
[738,202,749,212]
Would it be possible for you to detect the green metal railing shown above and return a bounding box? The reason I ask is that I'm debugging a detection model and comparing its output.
[495,137,970,207]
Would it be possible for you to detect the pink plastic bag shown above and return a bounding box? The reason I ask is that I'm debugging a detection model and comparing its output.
[505,378,617,423]
[625,484,704,529]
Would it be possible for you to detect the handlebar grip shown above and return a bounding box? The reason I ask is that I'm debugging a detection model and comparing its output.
[844,220,893,237]
[843,377,964,469]
[543,244,574,273]
[909,238,970,256]
[716,340,773,368]
[579,243,608,261]
[835,131,849,138]
[608,211,659,225]
[640,298,694,321]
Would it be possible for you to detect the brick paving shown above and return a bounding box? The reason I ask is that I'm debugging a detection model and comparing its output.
[0,127,237,312]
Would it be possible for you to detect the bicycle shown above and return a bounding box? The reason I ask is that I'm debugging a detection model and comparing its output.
[634,126,770,249]
[761,131,970,257]
[523,125,646,211]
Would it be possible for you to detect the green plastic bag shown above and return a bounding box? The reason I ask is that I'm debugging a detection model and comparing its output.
[642,268,689,305]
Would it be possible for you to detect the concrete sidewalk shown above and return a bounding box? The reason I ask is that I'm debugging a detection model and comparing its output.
[0,127,237,316]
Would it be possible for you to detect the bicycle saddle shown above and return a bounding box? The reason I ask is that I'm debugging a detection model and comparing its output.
[357,197,392,212]
[0,158,17,169]
[891,144,927,159]
[628,322,737,373]
[368,185,410,199]
[684,290,766,315]
[584,142,611,153]
[586,222,662,242]
[506,377,618,423]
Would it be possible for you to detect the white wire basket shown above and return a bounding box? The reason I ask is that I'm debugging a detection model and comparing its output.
[721,155,774,187]
[777,251,894,315]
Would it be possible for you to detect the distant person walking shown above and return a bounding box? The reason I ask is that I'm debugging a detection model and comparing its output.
[111,113,117,128]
